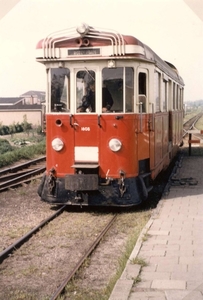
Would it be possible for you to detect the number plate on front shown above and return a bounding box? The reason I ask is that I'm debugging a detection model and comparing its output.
[65,174,98,191]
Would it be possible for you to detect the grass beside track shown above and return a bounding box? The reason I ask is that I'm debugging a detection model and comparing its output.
[63,211,151,300]
[0,133,46,168]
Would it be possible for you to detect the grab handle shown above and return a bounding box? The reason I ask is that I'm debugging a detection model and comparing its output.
[69,114,73,127]
[98,114,102,127]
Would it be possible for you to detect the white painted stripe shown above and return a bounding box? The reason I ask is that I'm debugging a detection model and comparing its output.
[36,44,145,59]
[75,146,98,162]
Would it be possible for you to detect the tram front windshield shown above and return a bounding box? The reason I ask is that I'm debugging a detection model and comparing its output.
[50,67,134,113]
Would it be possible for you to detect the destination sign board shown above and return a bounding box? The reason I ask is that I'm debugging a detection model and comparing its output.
[68,48,100,56]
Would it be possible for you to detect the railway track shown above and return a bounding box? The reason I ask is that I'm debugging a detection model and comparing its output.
[0,204,66,264]
[183,112,203,155]
[0,208,117,299]
[0,113,202,298]
[0,156,46,192]
[50,214,117,300]
[183,112,203,138]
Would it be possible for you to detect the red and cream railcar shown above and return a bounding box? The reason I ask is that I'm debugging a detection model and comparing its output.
[36,23,184,206]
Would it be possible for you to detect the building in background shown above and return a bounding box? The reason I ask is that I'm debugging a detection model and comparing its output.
[0,91,45,127]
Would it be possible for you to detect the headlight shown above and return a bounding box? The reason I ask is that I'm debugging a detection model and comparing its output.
[52,138,64,152]
[109,138,122,152]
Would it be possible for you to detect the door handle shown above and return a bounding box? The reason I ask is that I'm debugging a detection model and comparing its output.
[98,114,102,127]
[69,114,73,127]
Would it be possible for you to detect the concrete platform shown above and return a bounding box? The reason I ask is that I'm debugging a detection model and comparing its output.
[109,153,203,300]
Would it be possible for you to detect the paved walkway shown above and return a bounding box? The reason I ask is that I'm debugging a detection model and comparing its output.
[109,153,203,300]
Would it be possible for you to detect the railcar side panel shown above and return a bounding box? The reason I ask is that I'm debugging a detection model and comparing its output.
[137,114,150,161]
[162,113,170,169]
[151,113,170,179]
[154,114,163,167]
[149,115,155,178]
[178,111,184,143]
[171,111,183,147]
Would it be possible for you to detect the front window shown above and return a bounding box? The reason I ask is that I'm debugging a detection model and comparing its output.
[76,67,134,113]
[76,70,96,113]
[50,68,70,112]
[102,67,134,113]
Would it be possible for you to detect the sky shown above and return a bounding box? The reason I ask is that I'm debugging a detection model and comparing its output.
[0,0,202,102]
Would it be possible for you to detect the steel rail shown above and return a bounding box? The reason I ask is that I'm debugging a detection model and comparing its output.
[50,214,117,300]
[0,205,66,264]
[183,113,203,138]
[0,166,46,192]
[0,169,35,183]
[0,156,46,177]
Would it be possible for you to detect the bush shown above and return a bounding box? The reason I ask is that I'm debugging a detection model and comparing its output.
[0,121,31,136]
[0,125,9,135]
[0,139,46,168]
[0,139,13,154]
[36,125,43,135]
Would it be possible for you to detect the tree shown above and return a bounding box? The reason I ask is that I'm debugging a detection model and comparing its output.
[22,114,32,136]
[9,122,16,137]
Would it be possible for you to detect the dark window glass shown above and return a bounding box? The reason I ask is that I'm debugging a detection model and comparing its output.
[51,68,70,112]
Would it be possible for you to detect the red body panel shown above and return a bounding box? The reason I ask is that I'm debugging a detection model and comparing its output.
[150,111,183,179]
[46,114,140,179]
[46,114,75,175]
[46,110,183,181]
[136,114,150,161]
[73,114,99,146]
[99,114,138,178]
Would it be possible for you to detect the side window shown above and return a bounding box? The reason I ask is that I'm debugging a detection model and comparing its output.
[162,79,168,112]
[180,88,184,110]
[154,71,161,112]
[177,85,179,109]
[168,79,172,110]
[76,70,96,113]
[50,68,70,112]
[173,82,177,110]
[138,72,147,112]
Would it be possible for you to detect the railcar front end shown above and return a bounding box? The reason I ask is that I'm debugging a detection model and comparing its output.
[36,23,184,206]
[38,113,149,206]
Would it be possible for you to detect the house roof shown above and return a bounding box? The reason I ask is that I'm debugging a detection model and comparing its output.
[20,90,45,98]
[0,103,43,110]
[0,97,23,105]
[0,90,46,105]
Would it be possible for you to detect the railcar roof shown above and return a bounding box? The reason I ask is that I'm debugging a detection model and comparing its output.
[36,23,184,85]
